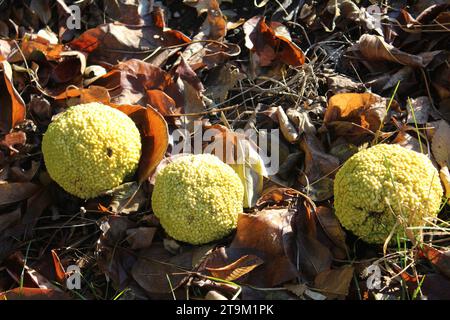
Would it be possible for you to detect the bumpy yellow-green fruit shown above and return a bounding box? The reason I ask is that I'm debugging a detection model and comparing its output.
[42,103,142,199]
[334,144,443,244]
[152,154,244,245]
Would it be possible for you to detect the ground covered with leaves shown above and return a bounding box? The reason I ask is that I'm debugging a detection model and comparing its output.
[0,0,449,300]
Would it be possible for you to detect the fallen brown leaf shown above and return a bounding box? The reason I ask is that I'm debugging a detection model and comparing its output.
[229,209,299,287]
[392,128,425,154]
[113,104,169,183]
[28,95,52,126]
[0,60,26,134]
[131,243,194,298]
[439,165,450,204]
[202,124,267,208]
[406,97,431,125]
[420,274,450,300]
[4,251,64,291]
[175,58,206,130]
[420,245,450,280]
[292,201,334,281]
[299,133,340,184]
[431,119,450,166]
[0,183,40,206]
[416,3,450,24]
[315,206,348,255]
[69,23,190,66]
[206,254,264,281]
[51,250,66,285]
[106,182,148,214]
[22,187,52,233]
[277,106,299,143]
[204,63,245,103]
[146,89,179,117]
[0,39,13,59]
[182,0,241,70]
[358,34,440,68]
[322,92,389,137]
[53,85,111,105]
[96,216,138,288]
[256,187,301,209]
[0,131,26,151]
[103,0,152,25]
[314,265,354,299]
[126,227,157,250]
[92,59,184,109]
[203,0,227,40]
[244,16,305,67]
[15,36,64,61]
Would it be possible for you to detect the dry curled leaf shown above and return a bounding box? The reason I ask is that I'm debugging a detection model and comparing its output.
[0,131,26,152]
[439,165,450,204]
[313,265,354,299]
[146,90,178,117]
[284,283,307,297]
[204,63,245,103]
[112,104,169,183]
[286,108,317,135]
[92,59,183,108]
[131,243,194,298]
[69,23,190,66]
[292,202,334,281]
[431,53,450,100]
[431,120,450,167]
[299,134,340,184]
[0,60,26,134]
[22,188,52,231]
[103,0,153,25]
[182,0,241,70]
[420,245,450,280]
[203,124,267,208]
[96,216,138,289]
[4,251,64,291]
[407,97,431,125]
[326,74,365,94]
[322,92,389,137]
[194,209,299,287]
[357,34,439,68]
[243,16,305,67]
[16,37,64,61]
[392,128,425,154]
[51,250,66,285]
[421,274,450,300]
[0,40,13,59]
[277,106,299,143]
[206,254,264,281]
[203,0,227,40]
[175,58,206,130]
[105,182,147,214]
[256,187,301,209]
[126,227,157,250]
[315,206,347,253]
[53,86,111,105]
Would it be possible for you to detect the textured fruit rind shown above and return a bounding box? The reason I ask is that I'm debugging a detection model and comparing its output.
[151,154,244,245]
[42,103,142,199]
[334,144,443,244]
